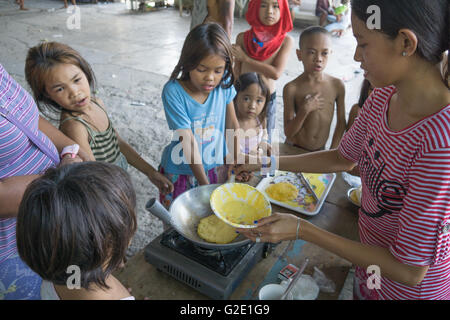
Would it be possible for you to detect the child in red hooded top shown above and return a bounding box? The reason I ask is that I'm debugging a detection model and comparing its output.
[232,0,293,143]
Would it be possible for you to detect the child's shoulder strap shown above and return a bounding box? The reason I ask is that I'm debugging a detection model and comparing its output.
[60,115,96,139]
[91,98,109,115]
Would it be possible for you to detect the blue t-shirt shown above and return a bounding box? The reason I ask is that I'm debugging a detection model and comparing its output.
[160,80,236,175]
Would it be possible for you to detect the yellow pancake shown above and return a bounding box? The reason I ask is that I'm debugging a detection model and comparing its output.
[197,214,238,244]
[265,182,299,202]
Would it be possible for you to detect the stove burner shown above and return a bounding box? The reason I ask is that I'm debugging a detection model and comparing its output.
[160,229,253,276]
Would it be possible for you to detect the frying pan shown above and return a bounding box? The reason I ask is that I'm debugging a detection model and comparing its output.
[145,184,251,250]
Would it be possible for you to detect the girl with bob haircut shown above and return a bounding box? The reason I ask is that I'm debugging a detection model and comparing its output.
[233,72,271,182]
[16,162,137,300]
[159,23,240,208]
[235,0,450,300]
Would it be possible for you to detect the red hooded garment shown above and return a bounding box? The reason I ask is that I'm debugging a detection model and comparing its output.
[244,0,293,61]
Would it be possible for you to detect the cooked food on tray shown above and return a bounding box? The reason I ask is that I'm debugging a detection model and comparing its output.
[265,182,299,202]
[256,171,336,216]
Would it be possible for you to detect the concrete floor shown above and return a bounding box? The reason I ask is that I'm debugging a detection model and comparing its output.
[0,0,361,299]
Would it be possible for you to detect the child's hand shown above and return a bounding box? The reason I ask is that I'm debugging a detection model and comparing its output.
[235,171,253,182]
[231,44,247,63]
[148,171,174,195]
[257,142,272,157]
[59,154,83,166]
[232,163,261,177]
[303,93,325,114]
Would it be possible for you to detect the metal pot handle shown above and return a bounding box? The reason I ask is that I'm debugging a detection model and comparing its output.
[145,198,172,225]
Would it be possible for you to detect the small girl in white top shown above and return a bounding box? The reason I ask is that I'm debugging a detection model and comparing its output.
[234,72,271,182]
[16,162,137,300]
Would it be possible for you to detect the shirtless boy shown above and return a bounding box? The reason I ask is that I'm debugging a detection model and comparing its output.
[283,26,346,151]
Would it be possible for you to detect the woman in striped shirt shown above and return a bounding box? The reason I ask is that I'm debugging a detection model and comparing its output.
[25,41,174,196]
[236,0,450,300]
[0,64,89,299]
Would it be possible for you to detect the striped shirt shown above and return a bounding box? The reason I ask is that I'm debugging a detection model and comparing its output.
[60,103,121,164]
[339,85,450,300]
[0,64,57,263]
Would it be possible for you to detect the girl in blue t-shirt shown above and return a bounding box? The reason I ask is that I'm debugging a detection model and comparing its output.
[159,23,240,207]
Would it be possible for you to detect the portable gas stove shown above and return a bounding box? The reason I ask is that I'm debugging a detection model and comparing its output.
[144,228,269,300]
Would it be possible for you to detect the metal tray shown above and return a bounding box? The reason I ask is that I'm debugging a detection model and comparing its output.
[256,171,336,216]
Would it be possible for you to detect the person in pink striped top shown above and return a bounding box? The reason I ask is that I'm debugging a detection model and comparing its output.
[0,64,89,299]
[235,0,450,300]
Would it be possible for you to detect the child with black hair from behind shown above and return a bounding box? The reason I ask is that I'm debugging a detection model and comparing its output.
[16,162,137,300]
[283,26,346,152]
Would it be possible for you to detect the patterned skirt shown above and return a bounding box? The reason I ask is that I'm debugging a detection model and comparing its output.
[158,165,229,209]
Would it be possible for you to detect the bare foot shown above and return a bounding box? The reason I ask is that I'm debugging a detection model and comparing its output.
[20,6,29,10]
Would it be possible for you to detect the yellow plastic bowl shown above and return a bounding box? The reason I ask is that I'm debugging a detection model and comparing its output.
[210,183,272,228]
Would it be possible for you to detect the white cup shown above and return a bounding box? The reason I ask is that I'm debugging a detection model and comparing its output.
[258,283,292,300]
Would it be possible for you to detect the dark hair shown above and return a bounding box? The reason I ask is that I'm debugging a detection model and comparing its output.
[357,79,373,108]
[351,0,450,88]
[170,22,234,89]
[299,26,330,48]
[16,162,137,290]
[444,51,449,88]
[25,41,97,117]
[234,72,270,122]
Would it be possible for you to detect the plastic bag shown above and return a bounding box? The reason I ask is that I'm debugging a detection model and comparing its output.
[341,172,361,188]
[313,267,336,293]
[281,275,320,300]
